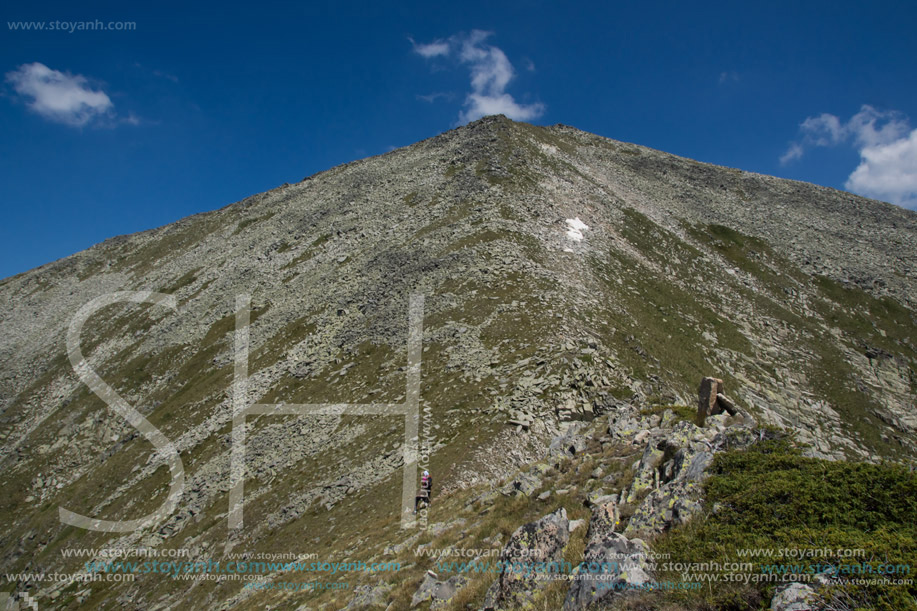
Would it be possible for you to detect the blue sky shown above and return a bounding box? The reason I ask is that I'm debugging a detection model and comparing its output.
[2,0,916,280]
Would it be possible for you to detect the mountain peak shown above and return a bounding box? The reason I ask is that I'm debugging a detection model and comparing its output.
[1,118,915,610]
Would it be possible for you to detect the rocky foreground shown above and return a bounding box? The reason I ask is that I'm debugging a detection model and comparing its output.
[319,382,915,610]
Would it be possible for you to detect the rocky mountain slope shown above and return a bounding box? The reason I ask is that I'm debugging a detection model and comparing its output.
[1,115,915,610]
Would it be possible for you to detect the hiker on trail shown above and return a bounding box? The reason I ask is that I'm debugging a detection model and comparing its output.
[414,470,433,513]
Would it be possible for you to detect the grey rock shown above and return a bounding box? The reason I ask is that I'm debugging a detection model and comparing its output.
[385,531,422,556]
[481,579,500,611]
[625,422,773,537]
[631,444,710,527]
[585,491,615,508]
[563,522,654,611]
[501,472,542,497]
[623,441,666,504]
[715,392,738,416]
[411,572,468,608]
[548,423,589,460]
[770,582,821,611]
[705,413,729,430]
[486,508,570,610]
[345,582,393,609]
[697,377,724,426]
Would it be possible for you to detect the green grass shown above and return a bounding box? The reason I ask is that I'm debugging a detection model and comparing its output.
[232,211,276,235]
[811,274,916,358]
[412,200,477,241]
[654,436,917,611]
[620,216,915,459]
[109,211,236,275]
[686,222,808,294]
[293,413,627,611]
[403,191,419,206]
[517,122,577,155]
[162,268,200,293]
[587,238,754,394]
[280,232,335,270]
[639,404,697,423]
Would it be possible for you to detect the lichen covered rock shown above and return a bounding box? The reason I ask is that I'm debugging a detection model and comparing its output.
[482,508,570,610]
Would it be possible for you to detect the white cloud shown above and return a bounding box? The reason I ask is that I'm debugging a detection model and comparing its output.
[411,30,545,124]
[409,37,450,58]
[152,69,179,83]
[846,128,917,209]
[845,106,909,148]
[462,92,544,123]
[798,112,846,146]
[459,31,511,94]
[779,142,804,165]
[416,91,452,104]
[794,106,908,151]
[782,105,917,209]
[5,62,113,127]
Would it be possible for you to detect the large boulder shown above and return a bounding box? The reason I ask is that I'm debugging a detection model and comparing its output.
[482,508,570,610]
[622,420,722,537]
[714,392,738,416]
[586,498,619,537]
[563,499,654,610]
[622,420,710,504]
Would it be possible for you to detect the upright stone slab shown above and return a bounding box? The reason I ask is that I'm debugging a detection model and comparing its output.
[697,377,724,425]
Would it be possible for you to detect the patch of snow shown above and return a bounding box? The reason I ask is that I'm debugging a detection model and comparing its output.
[565,217,589,242]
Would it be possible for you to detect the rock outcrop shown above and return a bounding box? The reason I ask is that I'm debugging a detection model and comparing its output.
[624,414,764,537]
[563,496,654,610]
[482,508,570,610]
[500,471,542,497]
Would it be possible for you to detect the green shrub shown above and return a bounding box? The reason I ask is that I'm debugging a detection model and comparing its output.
[654,439,917,610]
[639,404,697,423]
